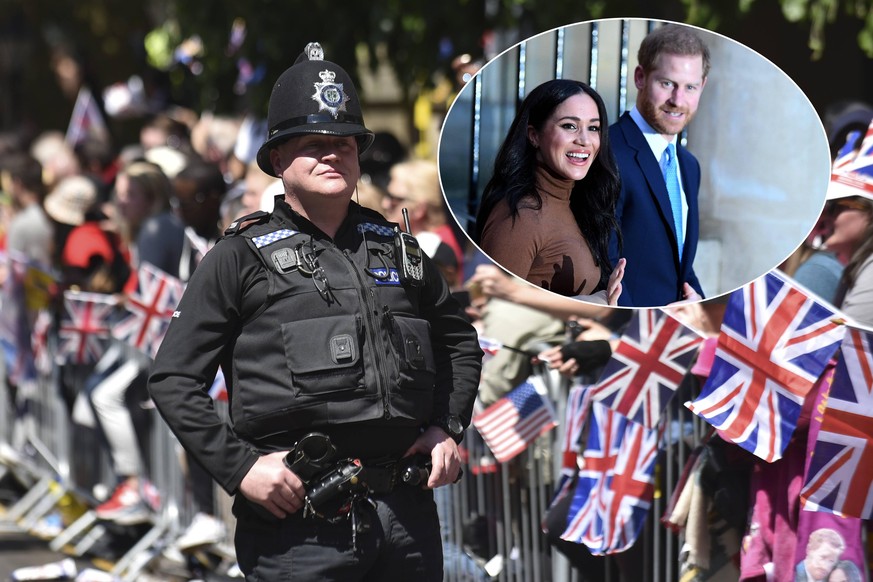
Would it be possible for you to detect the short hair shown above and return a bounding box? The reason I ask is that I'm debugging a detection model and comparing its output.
[174,159,227,199]
[638,24,711,79]
[1,152,45,197]
[807,528,845,553]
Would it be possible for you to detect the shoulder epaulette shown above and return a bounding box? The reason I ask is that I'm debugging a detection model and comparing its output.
[224,211,271,236]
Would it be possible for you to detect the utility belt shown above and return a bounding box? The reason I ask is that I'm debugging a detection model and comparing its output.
[274,432,437,550]
[283,432,434,520]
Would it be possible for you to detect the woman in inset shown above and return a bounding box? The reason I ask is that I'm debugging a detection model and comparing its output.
[474,79,625,304]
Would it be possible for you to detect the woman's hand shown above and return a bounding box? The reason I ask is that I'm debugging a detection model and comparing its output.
[467,264,518,302]
[535,345,580,378]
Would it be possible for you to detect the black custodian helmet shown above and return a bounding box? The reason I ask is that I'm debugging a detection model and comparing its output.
[256,42,375,177]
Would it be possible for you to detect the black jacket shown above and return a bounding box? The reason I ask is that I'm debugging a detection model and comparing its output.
[148,199,482,494]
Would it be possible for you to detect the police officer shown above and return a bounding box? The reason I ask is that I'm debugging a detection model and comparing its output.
[148,43,482,580]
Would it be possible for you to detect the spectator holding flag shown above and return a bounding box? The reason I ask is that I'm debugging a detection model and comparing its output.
[72,159,175,525]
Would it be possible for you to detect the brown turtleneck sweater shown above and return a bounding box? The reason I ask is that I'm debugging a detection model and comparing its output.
[479,164,600,296]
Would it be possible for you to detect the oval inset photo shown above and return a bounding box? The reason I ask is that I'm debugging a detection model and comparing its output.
[438,18,831,308]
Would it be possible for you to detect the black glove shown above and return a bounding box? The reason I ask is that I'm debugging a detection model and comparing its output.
[559,340,612,374]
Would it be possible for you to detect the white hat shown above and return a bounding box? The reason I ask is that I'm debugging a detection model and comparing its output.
[44,175,98,226]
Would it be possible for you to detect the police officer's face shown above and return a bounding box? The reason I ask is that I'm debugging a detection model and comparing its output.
[270,134,359,201]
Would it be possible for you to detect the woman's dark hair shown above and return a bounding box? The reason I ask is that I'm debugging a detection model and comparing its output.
[828,560,862,582]
[474,79,621,288]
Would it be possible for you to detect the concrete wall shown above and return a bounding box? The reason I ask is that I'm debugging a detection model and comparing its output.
[688,30,831,297]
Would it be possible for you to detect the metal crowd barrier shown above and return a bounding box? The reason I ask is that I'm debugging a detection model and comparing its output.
[440,363,707,582]
[0,307,705,581]
[0,316,236,580]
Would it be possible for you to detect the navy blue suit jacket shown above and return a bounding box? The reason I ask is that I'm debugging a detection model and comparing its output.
[608,112,704,307]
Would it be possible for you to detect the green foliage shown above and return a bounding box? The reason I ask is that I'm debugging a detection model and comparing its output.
[776,0,873,58]
[6,0,873,125]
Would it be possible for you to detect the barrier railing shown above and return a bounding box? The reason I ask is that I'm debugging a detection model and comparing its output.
[440,363,706,582]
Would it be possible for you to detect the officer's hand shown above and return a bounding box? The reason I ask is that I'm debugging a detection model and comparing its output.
[239,452,306,518]
[403,426,462,489]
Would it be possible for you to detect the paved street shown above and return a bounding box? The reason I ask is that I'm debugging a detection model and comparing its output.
[0,529,86,580]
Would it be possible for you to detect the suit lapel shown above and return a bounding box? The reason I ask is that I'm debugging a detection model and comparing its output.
[676,145,699,269]
[618,114,680,248]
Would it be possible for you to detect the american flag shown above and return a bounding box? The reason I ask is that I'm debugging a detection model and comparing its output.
[472,376,557,463]
[112,263,185,359]
[801,327,873,519]
[59,291,117,364]
[560,402,660,555]
[591,309,702,428]
[686,271,845,463]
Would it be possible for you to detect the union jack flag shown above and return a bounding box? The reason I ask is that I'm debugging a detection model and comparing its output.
[829,119,873,199]
[686,271,845,463]
[560,402,660,555]
[59,291,117,364]
[478,336,502,363]
[561,383,592,471]
[472,376,558,463]
[801,327,873,519]
[208,367,228,402]
[544,383,594,534]
[31,309,54,375]
[832,129,862,172]
[111,263,185,359]
[847,120,873,175]
[590,309,702,428]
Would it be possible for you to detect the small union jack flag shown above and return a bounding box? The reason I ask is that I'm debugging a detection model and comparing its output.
[591,309,702,428]
[829,118,873,199]
[473,376,558,463]
[208,367,228,402]
[477,336,502,363]
[31,309,54,375]
[832,129,862,172]
[686,271,845,462]
[801,327,873,519]
[112,263,185,359]
[59,291,117,364]
[560,402,660,555]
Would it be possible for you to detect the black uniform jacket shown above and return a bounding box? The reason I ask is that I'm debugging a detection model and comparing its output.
[148,199,482,494]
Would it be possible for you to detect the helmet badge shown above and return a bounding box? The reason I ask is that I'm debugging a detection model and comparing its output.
[304,42,324,61]
[312,69,349,119]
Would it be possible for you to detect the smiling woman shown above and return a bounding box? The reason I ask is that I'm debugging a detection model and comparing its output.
[473,79,624,304]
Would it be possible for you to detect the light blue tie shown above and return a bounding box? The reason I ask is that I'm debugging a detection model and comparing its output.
[663,143,684,262]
